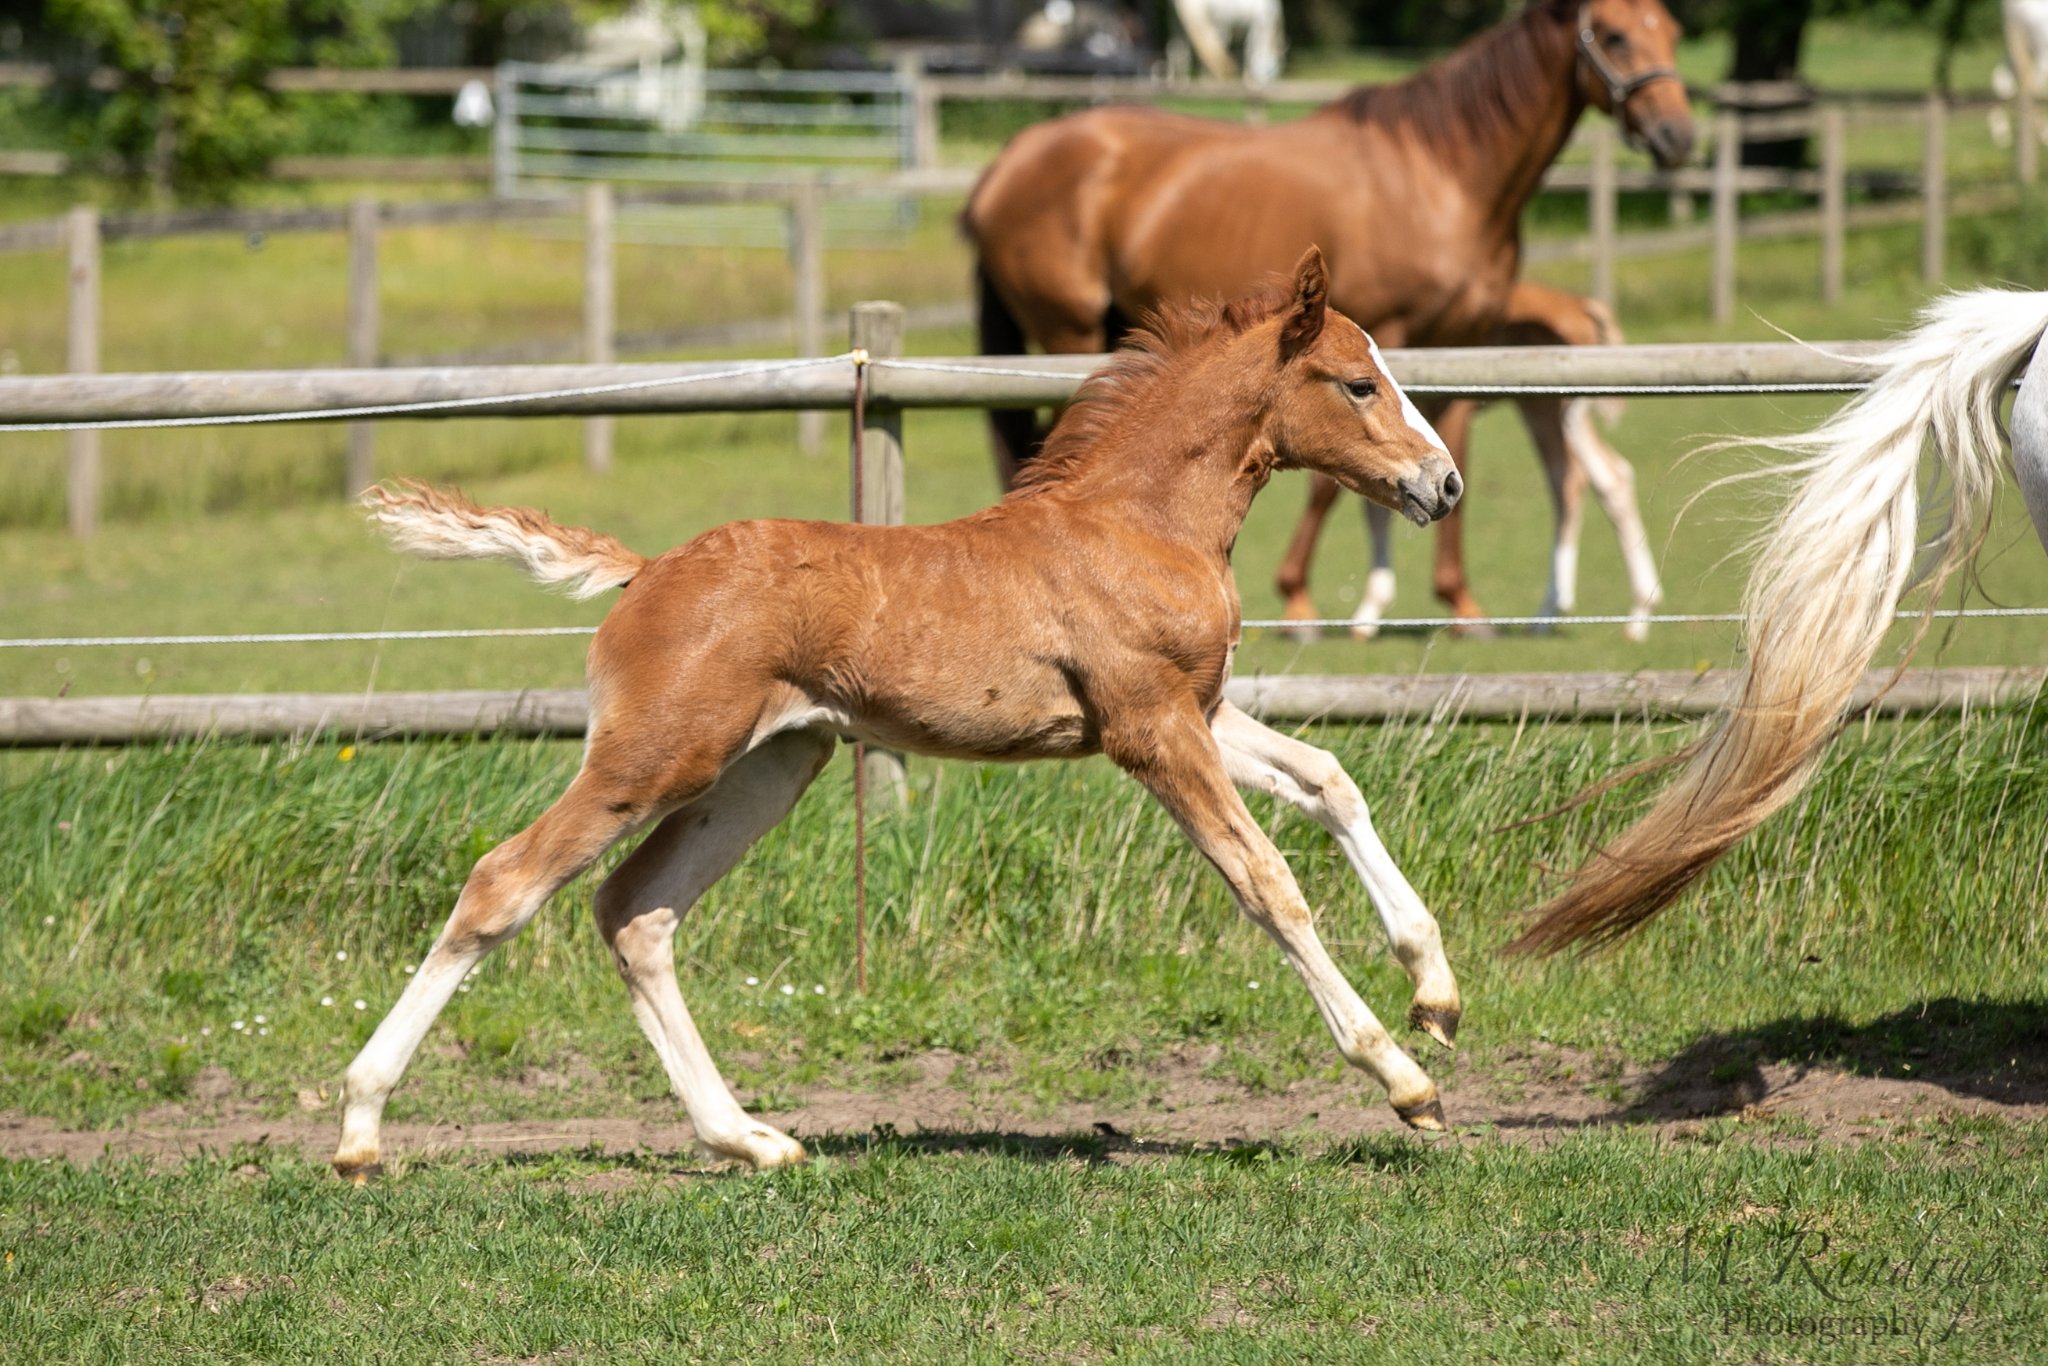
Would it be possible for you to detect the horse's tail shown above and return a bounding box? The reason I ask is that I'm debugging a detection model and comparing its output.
[1508,288,2048,955]
[362,479,646,600]
[975,262,1042,487]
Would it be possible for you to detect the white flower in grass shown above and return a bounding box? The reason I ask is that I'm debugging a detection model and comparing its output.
[231,1020,245,1031]
[404,965,415,975]
[352,999,366,1011]
[335,951,348,962]
[813,984,825,996]
[779,983,795,996]
[745,976,759,987]
[320,997,334,1008]
[459,985,470,994]
[42,915,54,926]
[200,1026,211,1037]
[1247,980,1260,991]
[258,1027,270,1037]
[253,1015,266,1025]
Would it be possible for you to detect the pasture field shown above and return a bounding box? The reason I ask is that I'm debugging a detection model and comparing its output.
[2,704,2046,1359]
[3,28,2046,1353]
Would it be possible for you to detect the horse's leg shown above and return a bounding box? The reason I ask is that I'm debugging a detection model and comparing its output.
[1515,395,1585,627]
[1348,501,1398,639]
[1275,473,1342,638]
[1210,702,1459,1048]
[1109,702,1443,1127]
[592,729,835,1170]
[333,764,670,1181]
[1427,400,1489,633]
[1560,399,1663,641]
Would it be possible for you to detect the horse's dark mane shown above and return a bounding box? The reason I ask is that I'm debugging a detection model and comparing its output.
[1010,287,1289,494]
[1329,0,1577,160]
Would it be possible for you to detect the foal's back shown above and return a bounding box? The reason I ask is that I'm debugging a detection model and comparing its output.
[592,500,1237,768]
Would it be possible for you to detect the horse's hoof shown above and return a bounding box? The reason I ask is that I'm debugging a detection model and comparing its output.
[704,1126,808,1171]
[1409,1001,1460,1051]
[333,1158,383,1185]
[1394,1096,1448,1132]
[1348,619,1382,641]
[1448,618,1498,640]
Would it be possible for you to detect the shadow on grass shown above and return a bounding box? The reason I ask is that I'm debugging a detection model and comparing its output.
[1617,996,2048,1121]
[804,1124,1444,1171]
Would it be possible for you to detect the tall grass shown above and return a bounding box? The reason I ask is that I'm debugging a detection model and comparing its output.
[4,703,2042,1125]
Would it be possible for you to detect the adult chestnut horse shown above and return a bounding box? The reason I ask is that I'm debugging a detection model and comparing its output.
[965,0,1693,626]
[335,251,1466,1180]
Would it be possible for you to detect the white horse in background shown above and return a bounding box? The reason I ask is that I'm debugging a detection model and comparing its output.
[1990,0,2048,148]
[583,0,708,134]
[1172,0,1286,84]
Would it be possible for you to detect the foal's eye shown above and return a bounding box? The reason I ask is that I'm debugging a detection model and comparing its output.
[1344,377,1377,400]
[1602,30,1628,51]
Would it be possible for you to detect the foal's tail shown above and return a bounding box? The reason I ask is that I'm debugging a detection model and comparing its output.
[362,479,646,600]
[1509,287,2048,955]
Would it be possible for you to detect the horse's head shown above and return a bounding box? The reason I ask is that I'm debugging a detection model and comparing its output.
[1573,0,1694,169]
[1262,248,1461,528]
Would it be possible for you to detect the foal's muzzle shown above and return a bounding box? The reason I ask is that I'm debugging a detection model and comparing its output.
[1398,457,1462,527]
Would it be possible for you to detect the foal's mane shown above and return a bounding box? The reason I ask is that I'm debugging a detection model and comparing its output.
[1329,0,1577,160]
[1011,288,1289,494]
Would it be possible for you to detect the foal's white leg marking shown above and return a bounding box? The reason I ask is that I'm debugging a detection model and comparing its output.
[1350,501,1398,639]
[1561,401,1663,641]
[593,730,833,1170]
[1210,701,1460,1047]
[335,775,644,1178]
[1129,711,1442,1124]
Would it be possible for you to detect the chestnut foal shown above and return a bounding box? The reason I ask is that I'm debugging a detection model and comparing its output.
[334,249,1464,1180]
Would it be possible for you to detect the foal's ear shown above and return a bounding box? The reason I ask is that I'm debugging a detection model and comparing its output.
[1279,246,1329,360]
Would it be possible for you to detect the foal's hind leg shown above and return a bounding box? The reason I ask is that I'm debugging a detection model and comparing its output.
[591,729,835,1170]
[1110,703,1443,1128]
[1210,702,1460,1048]
[334,768,664,1180]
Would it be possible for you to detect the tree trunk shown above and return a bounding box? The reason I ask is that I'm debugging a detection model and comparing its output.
[1727,0,1814,168]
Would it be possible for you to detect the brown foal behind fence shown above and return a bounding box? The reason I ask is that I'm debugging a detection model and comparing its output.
[332,250,1466,1180]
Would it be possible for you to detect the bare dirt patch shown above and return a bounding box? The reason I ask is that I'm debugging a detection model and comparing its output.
[2,1043,2040,1170]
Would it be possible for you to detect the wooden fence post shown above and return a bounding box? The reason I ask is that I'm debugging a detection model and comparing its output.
[65,205,99,539]
[1922,93,1947,285]
[898,53,938,170]
[1820,105,1845,304]
[1711,108,1740,325]
[1589,122,1616,309]
[345,196,378,495]
[583,183,614,473]
[789,178,826,454]
[849,301,908,808]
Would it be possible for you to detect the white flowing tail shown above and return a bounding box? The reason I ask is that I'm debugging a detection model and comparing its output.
[362,479,647,600]
[1511,288,2048,954]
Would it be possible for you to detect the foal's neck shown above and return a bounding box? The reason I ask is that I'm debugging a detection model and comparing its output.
[1030,368,1267,561]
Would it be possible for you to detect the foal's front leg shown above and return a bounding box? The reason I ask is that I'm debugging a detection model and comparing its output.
[1210,702,1460,1048]
[1111,704,1444,1129]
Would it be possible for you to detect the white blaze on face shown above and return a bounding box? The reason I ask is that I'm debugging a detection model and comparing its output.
[1360,325,1450,455]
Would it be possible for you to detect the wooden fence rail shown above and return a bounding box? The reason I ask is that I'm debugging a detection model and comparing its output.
[2,668,2038,747]
[0,339,1893,427]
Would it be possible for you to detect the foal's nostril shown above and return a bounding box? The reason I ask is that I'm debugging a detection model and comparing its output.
[1442,468,1464,505]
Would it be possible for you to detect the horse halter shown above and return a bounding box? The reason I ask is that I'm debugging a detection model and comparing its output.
[1574,2,1682,110]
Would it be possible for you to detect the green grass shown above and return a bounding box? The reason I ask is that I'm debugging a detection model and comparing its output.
[4,701,2043,1130]
[5,1124,2045,1362]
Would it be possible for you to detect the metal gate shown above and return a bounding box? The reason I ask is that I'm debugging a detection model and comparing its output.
[493,61,920,245]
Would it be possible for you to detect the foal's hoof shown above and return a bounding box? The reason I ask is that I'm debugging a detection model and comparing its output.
[704,1125,809,1171]
[1394,1096,1448,1132]
[1409,1001,1461,1051]
[332,1158,383,1185]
